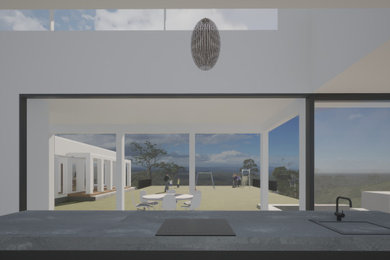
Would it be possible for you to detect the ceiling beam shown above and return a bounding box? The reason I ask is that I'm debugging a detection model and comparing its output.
[1,0,390,10]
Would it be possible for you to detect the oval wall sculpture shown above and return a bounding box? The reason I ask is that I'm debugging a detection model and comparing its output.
[191,18,221,71]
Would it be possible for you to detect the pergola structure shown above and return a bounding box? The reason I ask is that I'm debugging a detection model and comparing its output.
[26,98,306,211]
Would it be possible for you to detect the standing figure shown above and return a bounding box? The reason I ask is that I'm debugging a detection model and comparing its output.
[164,174,170,192]
[232,173,238,188]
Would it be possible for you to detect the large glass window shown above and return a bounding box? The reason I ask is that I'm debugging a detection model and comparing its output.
[126,134,189,188]
[46,97,303,211]
[0,10,49,30]
[315,103,390,211]
[166,9,278,30]
[195,134,261,211]
[26,9,278,31]
[269,117,300,210]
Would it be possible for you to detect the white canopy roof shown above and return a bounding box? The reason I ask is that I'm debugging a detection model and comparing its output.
[48,98,303,134]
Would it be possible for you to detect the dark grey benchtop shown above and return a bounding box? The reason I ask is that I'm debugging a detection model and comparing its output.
[1,210,390,251]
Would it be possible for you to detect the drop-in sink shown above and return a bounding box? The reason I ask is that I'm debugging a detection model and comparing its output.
[309,220,390,235]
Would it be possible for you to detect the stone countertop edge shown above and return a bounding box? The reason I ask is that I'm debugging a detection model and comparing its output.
[0,210,390,251]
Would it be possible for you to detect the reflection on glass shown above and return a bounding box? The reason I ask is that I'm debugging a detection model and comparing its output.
[268,116,300,210]
[0,10,49,31]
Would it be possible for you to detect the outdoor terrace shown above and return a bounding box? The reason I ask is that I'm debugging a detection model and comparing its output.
[55,185,299,211]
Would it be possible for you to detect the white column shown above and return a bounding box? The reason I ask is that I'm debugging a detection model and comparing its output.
[126,161,132,187]
[97,158,104,192]
[66,159,72,194]
[124,162,128,187]
[49,10,54,31]
[260,131,269,211]
[189,133,196,193]
[112,162,116,189]
[299,103,306,211]
[116,133,125,210]
[48,134,55,210]
[85,155,94,194]
[106,160,113,190]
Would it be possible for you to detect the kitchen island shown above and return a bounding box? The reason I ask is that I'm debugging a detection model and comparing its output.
[0,210,389,258]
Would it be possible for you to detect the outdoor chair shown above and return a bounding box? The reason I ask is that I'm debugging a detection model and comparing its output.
[162,193,177,210]
[139,190,158,207]
[129,189,154,210]
[182,190,201,210]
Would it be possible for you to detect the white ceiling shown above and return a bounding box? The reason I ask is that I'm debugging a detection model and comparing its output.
[48,98,303,134]
[1,0,390,9]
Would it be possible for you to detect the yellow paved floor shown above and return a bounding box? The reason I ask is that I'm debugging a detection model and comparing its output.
[55,186,298,211]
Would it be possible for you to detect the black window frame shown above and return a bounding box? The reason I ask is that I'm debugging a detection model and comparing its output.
[19,93,390,211]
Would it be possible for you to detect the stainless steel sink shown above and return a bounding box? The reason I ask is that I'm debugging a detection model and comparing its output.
[309,219,390,235]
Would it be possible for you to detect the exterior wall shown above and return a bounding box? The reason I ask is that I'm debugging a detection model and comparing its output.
[1,9,390,215]
[362,191,390,213]
[53,137,130,198]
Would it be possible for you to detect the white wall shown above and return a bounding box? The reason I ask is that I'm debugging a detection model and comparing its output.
[26,100,54,210]
[1,9,390,215]
[310,8,390,90]
[362,191,390,213]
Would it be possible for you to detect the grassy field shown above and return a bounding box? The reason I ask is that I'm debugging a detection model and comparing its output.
[315,174,390,207]
[55,185,298,211]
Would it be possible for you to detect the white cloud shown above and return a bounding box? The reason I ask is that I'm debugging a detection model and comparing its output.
[197,150,258,167]
[95,9,164,30]
[209,150,243,163]
[93,9,249,31]
[166,9,248,30]
[196,134,254,145]
[81,14,95,21]
[0,10,46,31]
[61,16,70,23]
[125,134,188,146]
[348,113,363,120]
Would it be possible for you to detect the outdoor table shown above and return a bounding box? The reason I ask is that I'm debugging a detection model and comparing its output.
[142,193,193,201]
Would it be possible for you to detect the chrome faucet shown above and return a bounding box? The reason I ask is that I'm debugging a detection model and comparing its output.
[335,196,352,221]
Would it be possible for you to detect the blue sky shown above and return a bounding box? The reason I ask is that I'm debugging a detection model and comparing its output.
[315,108,390,174]
[58,108,390,174]
[58,117,299,171]
[195,134,260,169]
[0,9,278,31]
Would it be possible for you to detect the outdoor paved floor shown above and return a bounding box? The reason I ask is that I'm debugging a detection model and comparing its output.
[55,186,298,211]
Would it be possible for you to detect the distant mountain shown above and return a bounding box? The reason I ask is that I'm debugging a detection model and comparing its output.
[131,165,299,177]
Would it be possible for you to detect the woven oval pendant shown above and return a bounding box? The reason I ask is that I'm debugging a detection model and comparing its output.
[191,18,221,71]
